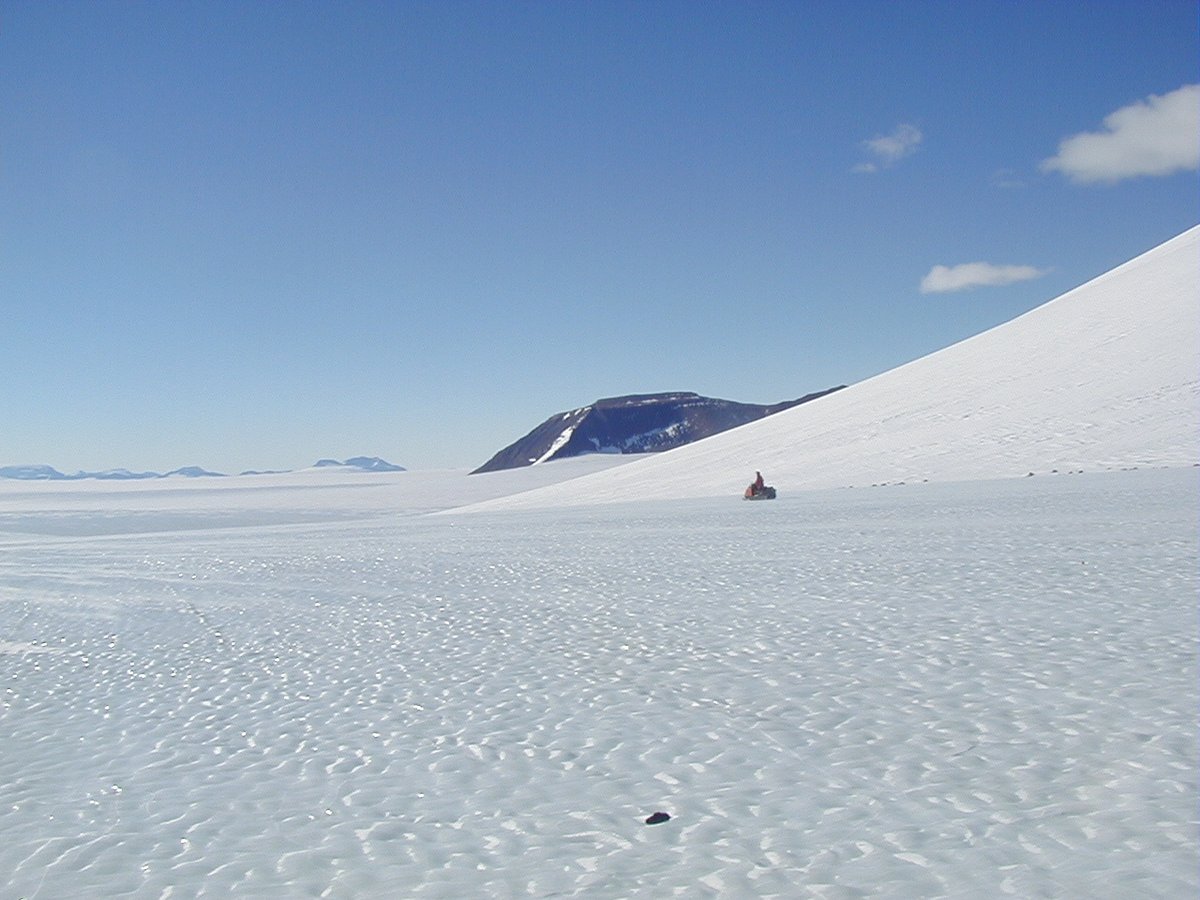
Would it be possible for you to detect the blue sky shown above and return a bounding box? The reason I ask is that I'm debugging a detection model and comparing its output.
[3,1,1197,473]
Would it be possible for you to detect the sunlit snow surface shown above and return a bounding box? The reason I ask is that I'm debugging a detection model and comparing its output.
[1,468,1196,898]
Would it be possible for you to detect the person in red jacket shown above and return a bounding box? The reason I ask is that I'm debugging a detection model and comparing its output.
[746,471,765,497]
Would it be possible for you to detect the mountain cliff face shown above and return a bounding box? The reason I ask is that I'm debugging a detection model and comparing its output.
[471,389,844,474]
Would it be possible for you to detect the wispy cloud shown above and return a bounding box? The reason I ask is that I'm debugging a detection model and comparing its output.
[989,168,1028,189]
[854,123,922,173]
[920,262,1048,294]
[1040,84,1200,184]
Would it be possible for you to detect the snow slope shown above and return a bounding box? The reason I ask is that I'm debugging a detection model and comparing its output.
[467,226,1199,511]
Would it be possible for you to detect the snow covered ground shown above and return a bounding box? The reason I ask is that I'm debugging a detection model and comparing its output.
[0,465,1196,898]
[1,228,1196,897]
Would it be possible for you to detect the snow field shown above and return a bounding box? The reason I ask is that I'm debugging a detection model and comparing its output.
[1,468,1195,897]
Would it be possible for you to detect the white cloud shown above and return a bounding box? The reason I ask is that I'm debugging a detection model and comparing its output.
[920,262,1048,294]
[1040,84,1200,184]
[854,123,922,172]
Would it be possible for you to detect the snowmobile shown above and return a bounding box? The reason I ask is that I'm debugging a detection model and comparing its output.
[743,484,777,500]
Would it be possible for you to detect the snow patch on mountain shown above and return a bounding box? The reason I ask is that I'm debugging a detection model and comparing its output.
[534,425,578,465]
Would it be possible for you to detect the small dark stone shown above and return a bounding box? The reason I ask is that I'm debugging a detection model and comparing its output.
[644,811,671,825]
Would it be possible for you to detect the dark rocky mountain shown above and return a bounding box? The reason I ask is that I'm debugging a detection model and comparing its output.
[472,388,844,474]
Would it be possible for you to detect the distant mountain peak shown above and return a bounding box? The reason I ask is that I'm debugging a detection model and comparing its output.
[88,468,161,480]
[1,455,408,482]
[0,464,222,481]
[312,457,406,472]
[0,464,66,481]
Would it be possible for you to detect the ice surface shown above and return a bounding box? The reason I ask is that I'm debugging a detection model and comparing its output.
[1,468,1195,898]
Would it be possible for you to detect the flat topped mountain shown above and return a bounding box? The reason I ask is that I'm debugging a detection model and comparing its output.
[472,388,843,474]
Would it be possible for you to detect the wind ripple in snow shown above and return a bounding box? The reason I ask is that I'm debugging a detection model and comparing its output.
[0,469,1195,897]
